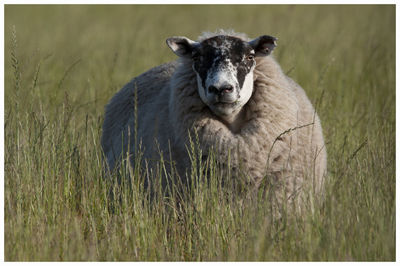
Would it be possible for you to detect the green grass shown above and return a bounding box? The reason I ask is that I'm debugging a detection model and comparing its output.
[4,4,395,261]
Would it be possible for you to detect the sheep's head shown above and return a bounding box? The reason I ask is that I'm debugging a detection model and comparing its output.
[167,34,277,120]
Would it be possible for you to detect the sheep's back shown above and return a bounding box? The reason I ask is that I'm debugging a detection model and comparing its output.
[101,62,178,171]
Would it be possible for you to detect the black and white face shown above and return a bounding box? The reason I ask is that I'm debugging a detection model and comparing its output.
[167,34,277,118]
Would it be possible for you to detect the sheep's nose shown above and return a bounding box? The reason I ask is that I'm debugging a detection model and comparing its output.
[208,85,234,95]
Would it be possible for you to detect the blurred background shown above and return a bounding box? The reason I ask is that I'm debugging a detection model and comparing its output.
[5,5,395,121]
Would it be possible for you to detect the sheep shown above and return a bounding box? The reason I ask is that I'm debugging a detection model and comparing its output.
[101,29,327,206]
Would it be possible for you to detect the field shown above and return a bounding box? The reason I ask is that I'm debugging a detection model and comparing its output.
[4,5,395,261]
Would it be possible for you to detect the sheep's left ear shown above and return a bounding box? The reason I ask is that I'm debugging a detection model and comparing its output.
[166,36,199,58]
[249,35,277,57]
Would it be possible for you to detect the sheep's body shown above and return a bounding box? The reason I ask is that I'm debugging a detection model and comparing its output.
[101,62,178,172]
[101,31,327,204]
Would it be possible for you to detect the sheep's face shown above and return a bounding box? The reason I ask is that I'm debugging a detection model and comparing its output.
[167,34,277,119]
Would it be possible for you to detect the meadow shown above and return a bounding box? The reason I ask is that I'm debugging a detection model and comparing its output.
[4,5,395,261]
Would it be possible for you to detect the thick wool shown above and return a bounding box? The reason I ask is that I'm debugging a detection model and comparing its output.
[101,31,327,204]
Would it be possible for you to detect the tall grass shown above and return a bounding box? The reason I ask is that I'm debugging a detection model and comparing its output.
[4,5,395,261]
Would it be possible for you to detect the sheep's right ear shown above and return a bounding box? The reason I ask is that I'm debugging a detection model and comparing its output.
[166,36,199,58]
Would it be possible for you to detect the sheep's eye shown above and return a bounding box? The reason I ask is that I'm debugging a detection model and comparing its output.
[247,54,255,60]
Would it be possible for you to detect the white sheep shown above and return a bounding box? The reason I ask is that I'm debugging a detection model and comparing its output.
[101,29,327,205]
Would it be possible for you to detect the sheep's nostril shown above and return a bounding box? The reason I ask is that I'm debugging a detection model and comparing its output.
[208,85,219,94]
[208,85,234,95]
[221,85,233,93]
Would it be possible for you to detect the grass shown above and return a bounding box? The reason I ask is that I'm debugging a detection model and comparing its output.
[4,4,395,261]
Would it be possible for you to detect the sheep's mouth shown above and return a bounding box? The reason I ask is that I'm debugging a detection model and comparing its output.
[209,101,242,117]
[214,99,239,107]
[213,99,239,107]
[211,101,241,114]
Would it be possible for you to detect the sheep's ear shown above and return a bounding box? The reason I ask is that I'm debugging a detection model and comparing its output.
[249,35,277,57]
[166,36,199,58]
